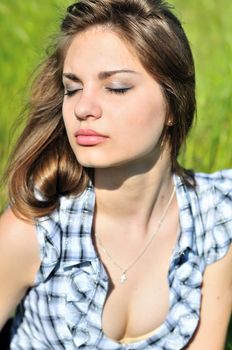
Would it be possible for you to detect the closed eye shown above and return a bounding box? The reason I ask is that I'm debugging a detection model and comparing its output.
[64,87,132,96]
[64,89,82,97]
[106,87,132,95]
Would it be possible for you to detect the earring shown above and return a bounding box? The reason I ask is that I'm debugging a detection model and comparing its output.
[167,119,174,126]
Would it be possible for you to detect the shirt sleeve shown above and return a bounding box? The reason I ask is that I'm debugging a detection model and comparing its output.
[203,170,232,265]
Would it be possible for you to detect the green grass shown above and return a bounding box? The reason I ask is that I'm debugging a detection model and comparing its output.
[173,0,232,172]
[0,0,231,347]
[0,0,68,208]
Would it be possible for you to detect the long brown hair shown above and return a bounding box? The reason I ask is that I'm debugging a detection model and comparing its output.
[6,0,196,220]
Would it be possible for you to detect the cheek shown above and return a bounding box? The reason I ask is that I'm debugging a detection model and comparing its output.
[115,102,166,151]
[62,103,74,132]
[117,89,166,125]
[119,104,165,132]
[137,100,166,135]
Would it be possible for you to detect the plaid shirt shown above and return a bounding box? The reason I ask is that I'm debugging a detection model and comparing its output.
[10,170,232,350]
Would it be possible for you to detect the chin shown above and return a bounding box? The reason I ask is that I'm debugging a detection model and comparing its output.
[75,151,120,168]
[76,158,111,168]
[76,157,123,169]
[75,148,160,169]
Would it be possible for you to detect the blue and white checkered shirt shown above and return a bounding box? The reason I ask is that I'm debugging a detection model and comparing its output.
[10,170,232,350]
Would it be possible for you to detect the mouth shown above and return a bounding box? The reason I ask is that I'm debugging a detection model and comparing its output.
[74,129,109,146]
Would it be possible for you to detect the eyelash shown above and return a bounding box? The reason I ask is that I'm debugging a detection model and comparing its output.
[63,87,131,97]
[64,89,80,96]
[106,87,131,95]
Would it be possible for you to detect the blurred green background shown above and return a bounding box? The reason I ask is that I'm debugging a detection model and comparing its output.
[0,0,231,347]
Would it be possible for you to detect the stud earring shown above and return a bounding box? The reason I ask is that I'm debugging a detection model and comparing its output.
[167,119,174,126]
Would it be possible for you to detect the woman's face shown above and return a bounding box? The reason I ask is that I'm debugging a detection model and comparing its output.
[62,26,168,169]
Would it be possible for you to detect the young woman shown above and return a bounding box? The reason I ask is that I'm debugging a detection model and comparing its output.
[0,1,231,349]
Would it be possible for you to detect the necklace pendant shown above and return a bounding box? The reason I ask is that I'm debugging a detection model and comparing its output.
[120,272,127,284]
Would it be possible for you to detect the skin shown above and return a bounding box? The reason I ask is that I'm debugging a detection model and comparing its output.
[0,26,231,350]
[62,26,169,170]
[0,209,39,329]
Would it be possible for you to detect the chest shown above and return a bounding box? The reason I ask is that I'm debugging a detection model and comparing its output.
[95,225,179,342]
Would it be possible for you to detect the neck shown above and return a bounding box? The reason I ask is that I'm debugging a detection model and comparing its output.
[94,153,174,227]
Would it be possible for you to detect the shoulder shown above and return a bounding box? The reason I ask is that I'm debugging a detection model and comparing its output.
[175,168,232,216]
[193,169,232,221]
[194,168,232,194]
[178,169,232,210]
[0,207,38,253]
[194,170,232,265]
[175,169,232,265]
[0,207,40,287]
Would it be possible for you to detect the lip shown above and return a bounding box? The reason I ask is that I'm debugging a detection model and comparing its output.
[74,129,108,146]
[75,129,106,137]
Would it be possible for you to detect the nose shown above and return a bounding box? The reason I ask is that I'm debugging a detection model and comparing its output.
[74,90,102,120]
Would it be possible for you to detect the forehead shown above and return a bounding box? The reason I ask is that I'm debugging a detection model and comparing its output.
[63,25,144,73]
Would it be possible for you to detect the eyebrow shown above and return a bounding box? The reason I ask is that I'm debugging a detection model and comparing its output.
[98,70,138,79]
[62,70,138,82]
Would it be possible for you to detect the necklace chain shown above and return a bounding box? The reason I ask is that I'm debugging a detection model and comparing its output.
[95,186,176,284]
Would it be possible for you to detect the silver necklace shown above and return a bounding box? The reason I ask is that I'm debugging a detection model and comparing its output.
[95,186,176,284]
